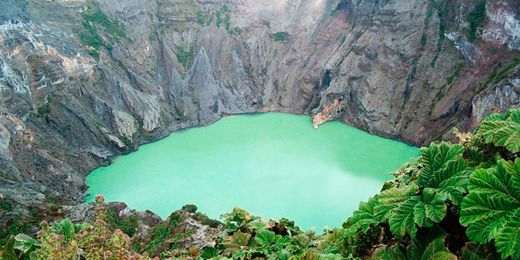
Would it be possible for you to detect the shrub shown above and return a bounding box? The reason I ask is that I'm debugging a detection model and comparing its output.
[175,45,195,69]
[196,10,206,26]
[0,200,13,211]
[106,208,138,237]
[181,204,197,213]
[31,104,50,118]
[80,9,127,59]
[467,1,487,41]
[2,196,151,259]
[334,108,520,259]
[271,32,288,42]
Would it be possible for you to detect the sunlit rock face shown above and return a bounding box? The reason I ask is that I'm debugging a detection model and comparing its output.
[483,1,520,51]
[471,79,520,124]
[0,0,519,207]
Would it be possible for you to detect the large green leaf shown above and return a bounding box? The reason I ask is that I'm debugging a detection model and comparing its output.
[389,197,420,238]
[318,253,343,260]
[420,237,456,260]
[374,184,419,221]
[52,218,75,242]
[460,160,520,259]
[254,229,291,253]
[344,197,379,236]
[388,187,446,238]
[200,246,220,259]
[413,188,447,227]
[13,234,40,255]
[436,172,469,205]
[223,231,251,256]
[0,238,17,260]
[416,142,464,188]
[494,208,520,259]
[374,235,455,260]
[477,110,520,153]
[415,142,468,205]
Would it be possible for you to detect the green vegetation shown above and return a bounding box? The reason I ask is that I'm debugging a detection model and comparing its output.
[0,200,13,211]
[30,104,50,119]
[1,196,151,259]
[420,34,428,46]
[106,208,138,237]
[175,45,195,69]
[467,1,488,41]
[330,108,520,259]
[215,5,229,28]
[224,13,231,31]
[144,211,187,256]
[199,208,334,259]
[420,4,434,47]
[483,59,520,87]
[3,109,520,259]
[80,19,103,59]
[83,11,126,40]
[0,208,43,249]
[214,4,232,32]
[272,32,289,42]
[429,0,458,67]
[79,9,127,59]
[181,204,198,213]
[196,10,206,26]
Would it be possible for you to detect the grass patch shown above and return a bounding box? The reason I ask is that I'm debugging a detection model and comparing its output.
[196,10,206,26]
[106,208,138,237]
[175,45,195,69]
[83,11,126,40]
[215,4,231,30]
[224,14,231,31]
[80,9,127,59]
[483,59,520,87]
[144,211,185,255]
[271,32,289,42]
[0,200,13,211]
[31,104,50,118]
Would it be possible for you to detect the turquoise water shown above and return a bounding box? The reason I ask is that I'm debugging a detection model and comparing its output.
[86,113,418,230]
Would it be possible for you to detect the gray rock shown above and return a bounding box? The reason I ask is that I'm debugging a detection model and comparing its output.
[472,80,520,123]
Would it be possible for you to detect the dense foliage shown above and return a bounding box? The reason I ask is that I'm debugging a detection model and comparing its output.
[79,8,127,59]
[197,208,341,259]
[329,108,520,259]
[1,196,151,260]
[1,109,519,259]
[467,1,488,41]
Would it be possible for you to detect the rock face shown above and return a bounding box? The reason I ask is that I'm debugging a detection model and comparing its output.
[0,0,519,207]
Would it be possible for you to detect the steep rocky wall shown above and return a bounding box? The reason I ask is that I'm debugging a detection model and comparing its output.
[0,0,519,207]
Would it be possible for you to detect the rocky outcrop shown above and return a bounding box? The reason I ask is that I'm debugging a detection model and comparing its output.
[472,77,520,124]
[0,0,519,210]
[483,1,520,51]
[65,201,162,243]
